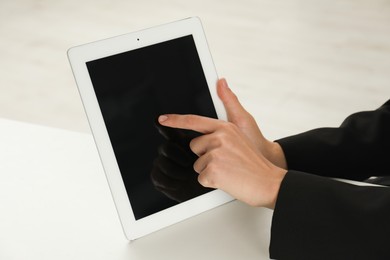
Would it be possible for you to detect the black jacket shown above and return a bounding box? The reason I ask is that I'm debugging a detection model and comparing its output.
[269,100,390,260]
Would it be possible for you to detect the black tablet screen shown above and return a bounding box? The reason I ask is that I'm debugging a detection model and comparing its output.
[86,35,217,220]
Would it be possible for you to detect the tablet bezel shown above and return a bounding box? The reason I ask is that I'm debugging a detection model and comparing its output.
[67,17,233,240]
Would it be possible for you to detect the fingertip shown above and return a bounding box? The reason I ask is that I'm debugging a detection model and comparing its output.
[217,78,229,101]
[218,78,229,91]
[217,78,239,105]
[221,78,229,89]
[158,115,168,124]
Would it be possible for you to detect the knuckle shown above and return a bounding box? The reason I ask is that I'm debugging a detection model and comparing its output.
[197,174,208,187]
[208,149,220,162]
[198,172,216,188]
[192,161,198,173]
[193,159,202,173]
[190,136,207,156]
[207,161,217,173]
[189,138,197,152]
[199,160,224,189]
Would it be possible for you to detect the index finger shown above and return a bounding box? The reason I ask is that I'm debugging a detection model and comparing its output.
[158,114,223,134]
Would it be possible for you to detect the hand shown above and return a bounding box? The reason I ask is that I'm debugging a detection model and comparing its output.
[215,79,287,169]
[158,78,287,209]
[150,122,213,202]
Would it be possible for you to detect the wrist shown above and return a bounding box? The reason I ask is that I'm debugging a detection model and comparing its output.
[264,141,288,170]
[266,167,287,210]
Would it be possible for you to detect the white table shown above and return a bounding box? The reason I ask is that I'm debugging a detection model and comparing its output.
[0,118,273,259]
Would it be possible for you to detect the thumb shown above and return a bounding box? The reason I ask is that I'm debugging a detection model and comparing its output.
[217,78,248,123]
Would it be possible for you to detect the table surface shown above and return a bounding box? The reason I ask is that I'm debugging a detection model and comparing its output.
[0,118,273,260]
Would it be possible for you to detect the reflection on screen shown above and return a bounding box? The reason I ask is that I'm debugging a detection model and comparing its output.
[86,35,217,220]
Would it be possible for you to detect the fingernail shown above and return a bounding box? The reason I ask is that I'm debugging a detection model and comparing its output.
[158,115,168,123]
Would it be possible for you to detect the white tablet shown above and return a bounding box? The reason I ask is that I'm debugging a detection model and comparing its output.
[67,17,233,240]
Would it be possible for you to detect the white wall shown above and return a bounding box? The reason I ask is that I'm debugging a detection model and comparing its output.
[1,0,390,139]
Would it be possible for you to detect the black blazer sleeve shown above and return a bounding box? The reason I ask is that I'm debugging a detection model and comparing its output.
[269,100,390,260]
[270,171,390,259]
[276,100,390,181]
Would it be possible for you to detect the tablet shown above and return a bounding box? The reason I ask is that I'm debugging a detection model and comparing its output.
[67,17,233,240]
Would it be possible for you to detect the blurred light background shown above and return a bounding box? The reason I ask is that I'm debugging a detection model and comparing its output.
[1,0,390,139]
